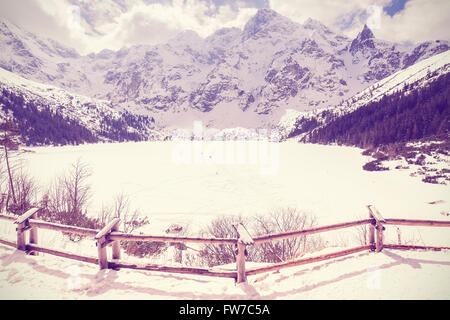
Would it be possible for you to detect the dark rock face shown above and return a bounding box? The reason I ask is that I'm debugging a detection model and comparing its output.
[403,41,449,69]
[264,59,310,100]
[191,80,236,112]
[360,24,375,42]
[350,25,376,54]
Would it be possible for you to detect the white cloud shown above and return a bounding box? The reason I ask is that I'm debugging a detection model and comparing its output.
[269,0,390,33]
[105,0,257,49]
[1,0,447,56]
[0,0,73,44]
[1,0,257,55]
[376,0,450,43]
[269,0,450,42]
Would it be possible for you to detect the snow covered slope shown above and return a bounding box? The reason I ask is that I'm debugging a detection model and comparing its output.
[279,49,450,139]
[333,49,450,115]
[0,67,157,143]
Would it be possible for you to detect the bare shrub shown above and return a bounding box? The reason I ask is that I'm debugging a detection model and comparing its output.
[198,215,248,267]
[99,192,153,257]
[9,168,38,214]
[363,160,389,171]
[391,227,424,246]
[122,241,168,258]
[97,202,113,228]
[251,208,320,263]
[110,193,149,234]
[354,214,369,245]
[98,192,149,233]
[198,209,321,266]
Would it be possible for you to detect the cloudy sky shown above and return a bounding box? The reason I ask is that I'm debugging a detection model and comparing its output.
[0,0,448,55]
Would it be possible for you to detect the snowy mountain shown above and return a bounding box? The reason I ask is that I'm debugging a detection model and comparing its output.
[0,67,157,145]
[0,8,449,131]
[279,49,450,140]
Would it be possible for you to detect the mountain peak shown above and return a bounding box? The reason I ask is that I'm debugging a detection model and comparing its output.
[303,18,326,30]
[253,8,281,21]
[242,8,295,41]
[360,24,375,41]
[205,27,241,49]
[349,24,376,54]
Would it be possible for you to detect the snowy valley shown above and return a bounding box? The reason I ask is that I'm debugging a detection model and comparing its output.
[0,6,449,301]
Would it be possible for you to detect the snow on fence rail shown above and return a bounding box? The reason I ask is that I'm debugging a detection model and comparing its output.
[0,205,449,283]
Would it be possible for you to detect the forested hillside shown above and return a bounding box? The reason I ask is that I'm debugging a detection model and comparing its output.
[308,72,450,148]
[1,89,98,145]
[0,89,155,146]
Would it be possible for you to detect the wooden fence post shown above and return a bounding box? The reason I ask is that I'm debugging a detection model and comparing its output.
[14,208,40,252]
[367,205,386,252]
[233,223,254,284]
[236,242,246,283]
[96,237,108,269]
[367,207,375,250]
[28,210,39,256]
[95,218,121,270]
[111,221,121,261]
[16,221,26,251]
[165,224,187,264]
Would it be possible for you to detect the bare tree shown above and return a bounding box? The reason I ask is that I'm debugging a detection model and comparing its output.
[63,159,92,217]
[0,152,7,212]
[42,159,96,228]
[0,121,21,208]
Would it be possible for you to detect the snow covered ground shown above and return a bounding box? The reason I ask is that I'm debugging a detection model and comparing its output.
[0,140,449,299]
[0,244,449,299]
[17,141,450,238]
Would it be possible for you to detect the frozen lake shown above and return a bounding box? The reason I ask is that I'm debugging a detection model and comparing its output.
[19,141,450,243]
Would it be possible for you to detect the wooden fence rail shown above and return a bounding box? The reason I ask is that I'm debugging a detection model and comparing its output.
[252,219,373,244]
[0,206,449,284]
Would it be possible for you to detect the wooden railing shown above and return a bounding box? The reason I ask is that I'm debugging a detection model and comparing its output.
[0,205,449,283]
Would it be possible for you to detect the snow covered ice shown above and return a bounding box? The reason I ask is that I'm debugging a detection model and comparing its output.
[16,141,450,234]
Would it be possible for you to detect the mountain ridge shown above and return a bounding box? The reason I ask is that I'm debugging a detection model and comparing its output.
[0,9,448,131]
